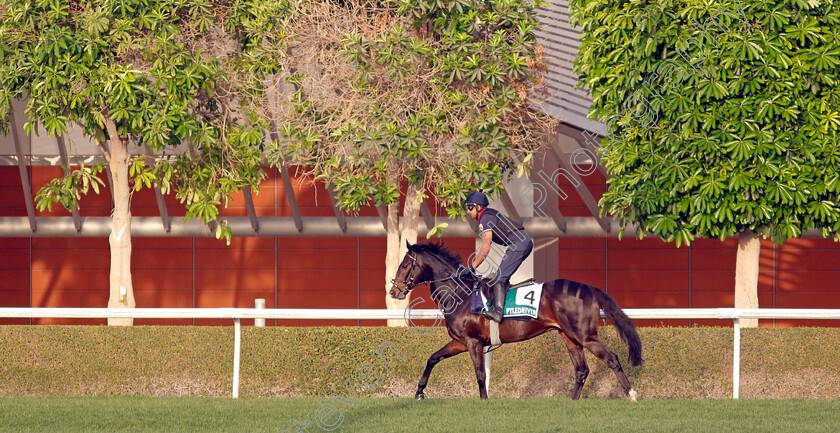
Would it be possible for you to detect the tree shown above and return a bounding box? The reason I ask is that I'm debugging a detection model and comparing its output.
[571,0,840,325]
[258,0,555,323]
[0,0,268,324]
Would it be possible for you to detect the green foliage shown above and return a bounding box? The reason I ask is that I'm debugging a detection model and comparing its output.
[34,164,106,212]
[571,0,840,246]
[426,222,449,238]
[266,0,555,219]
[0,0,554,228]
[0,0,269,240]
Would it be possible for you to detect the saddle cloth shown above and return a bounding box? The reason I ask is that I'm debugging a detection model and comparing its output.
[469,281,544,319]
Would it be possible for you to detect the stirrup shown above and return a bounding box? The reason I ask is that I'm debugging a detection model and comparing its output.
[482,308,503,323]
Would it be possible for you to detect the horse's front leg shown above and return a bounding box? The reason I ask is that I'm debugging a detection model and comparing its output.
[466,339,489,399]
[416,339,467,400]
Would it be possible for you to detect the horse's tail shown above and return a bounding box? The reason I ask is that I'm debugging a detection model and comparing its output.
[593,287,643,366]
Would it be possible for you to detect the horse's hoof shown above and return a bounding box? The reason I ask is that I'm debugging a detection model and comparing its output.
[628,389,638,402]
[415,393,425,400]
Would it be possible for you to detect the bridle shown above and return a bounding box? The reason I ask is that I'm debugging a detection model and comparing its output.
[391,250,458,296]
[390,252,422,296]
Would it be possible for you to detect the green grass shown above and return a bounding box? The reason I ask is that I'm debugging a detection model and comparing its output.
[4,325,840,398]
[0,397,838,433]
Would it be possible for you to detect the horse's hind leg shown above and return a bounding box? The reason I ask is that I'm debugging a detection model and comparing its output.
[561,332,589,400]
[583,338,638,401]
[415,339,467,400]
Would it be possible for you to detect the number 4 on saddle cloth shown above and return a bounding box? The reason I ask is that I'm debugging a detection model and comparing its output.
[468,279,544,320]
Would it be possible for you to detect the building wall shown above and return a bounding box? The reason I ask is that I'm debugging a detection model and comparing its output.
[2,166,840,327]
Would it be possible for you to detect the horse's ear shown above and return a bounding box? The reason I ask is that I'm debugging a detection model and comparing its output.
[405,240,413,250]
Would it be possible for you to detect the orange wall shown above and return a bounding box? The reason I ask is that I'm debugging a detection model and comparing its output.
[3,166,840,327]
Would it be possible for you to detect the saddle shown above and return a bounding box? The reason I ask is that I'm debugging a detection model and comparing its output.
[468,278,538,321]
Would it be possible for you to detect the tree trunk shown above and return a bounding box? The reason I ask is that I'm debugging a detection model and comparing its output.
[400,181,423,255]
[104,118,135,326]
[734,230,760,328]
[384,181,424,326]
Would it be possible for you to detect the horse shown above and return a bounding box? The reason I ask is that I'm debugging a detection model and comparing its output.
[389,241,643,401]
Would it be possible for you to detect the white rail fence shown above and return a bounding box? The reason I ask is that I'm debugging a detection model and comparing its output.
[2,307,840,399]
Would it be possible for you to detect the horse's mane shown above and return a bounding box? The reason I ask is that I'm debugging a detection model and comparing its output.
[409,242,462,269]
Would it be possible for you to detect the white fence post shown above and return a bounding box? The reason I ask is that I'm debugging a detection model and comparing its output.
[484,349,492,394]
[733,317,741,399]
[233,318,241,399]
[254,299,266,327]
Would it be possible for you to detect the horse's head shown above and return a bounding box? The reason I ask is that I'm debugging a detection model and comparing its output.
[390,240,463,300]
[389,241,429,300]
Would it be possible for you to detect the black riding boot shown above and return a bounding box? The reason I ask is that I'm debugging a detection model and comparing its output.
[483,281,506,323]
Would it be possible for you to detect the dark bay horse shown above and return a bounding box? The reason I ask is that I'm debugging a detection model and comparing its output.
[389,241,643,400]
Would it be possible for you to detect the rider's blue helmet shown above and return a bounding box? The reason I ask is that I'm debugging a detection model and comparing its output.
[465,191,489,207]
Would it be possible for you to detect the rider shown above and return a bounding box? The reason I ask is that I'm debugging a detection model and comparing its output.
[459,190,533,323]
